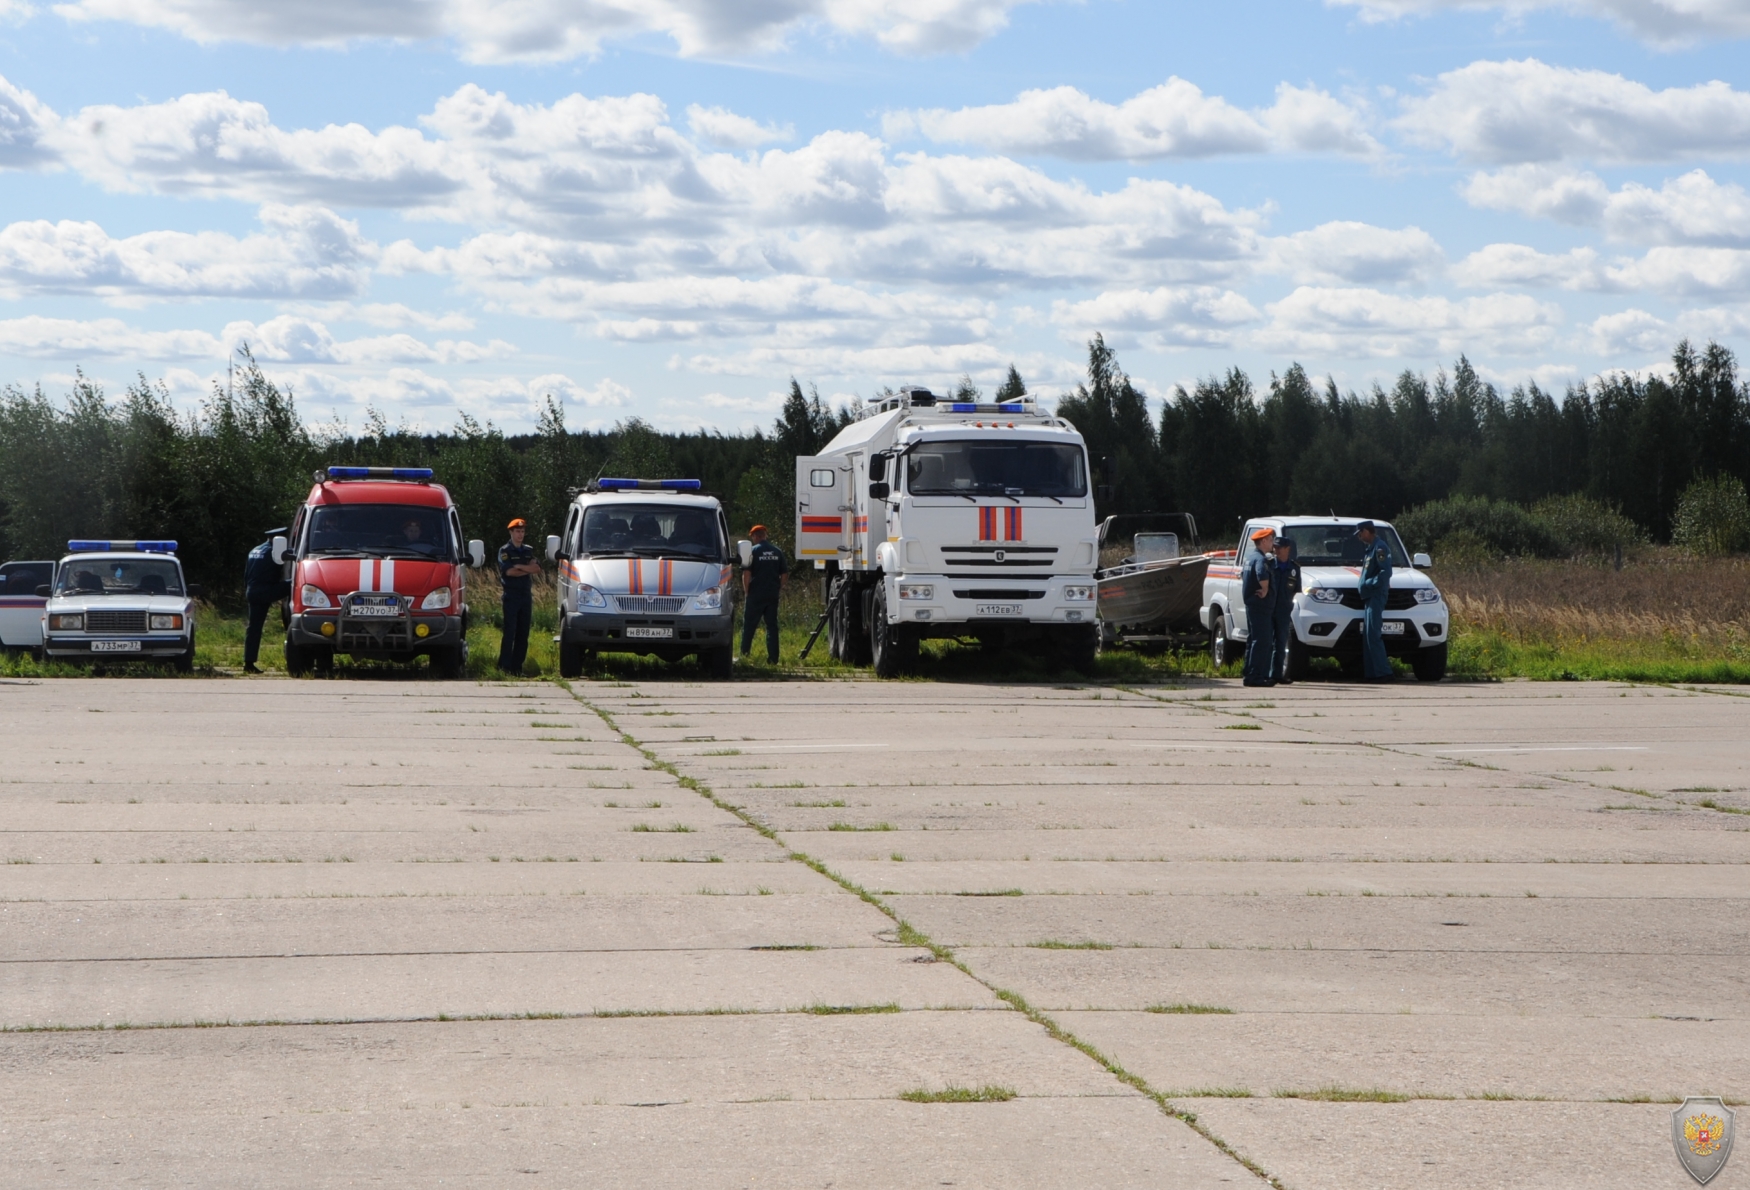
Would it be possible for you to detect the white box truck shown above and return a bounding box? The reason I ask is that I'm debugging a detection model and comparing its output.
[795,387,1100,677]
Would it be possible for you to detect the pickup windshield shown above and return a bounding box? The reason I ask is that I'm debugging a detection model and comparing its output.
[905,441,1087,498]
[55,558,184,596]
[578,504,725,562]
[305,504,454,561]
[1271,523,1411,568]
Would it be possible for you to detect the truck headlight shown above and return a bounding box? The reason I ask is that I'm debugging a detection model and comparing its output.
[897,583,933,601]
[690,587,722,611]
[578,585,607,609]
[1415,588,1442,604]
[1307,588,1344,603]
[420,587,452,610]
[50,613,83,631]
[1063,585,1094,601]
[300,585,332,609]
[150,614,183,630]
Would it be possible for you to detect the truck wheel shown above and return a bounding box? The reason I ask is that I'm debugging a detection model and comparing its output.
[846,582,873,667]
[1208,606,1233,670]
[869,590,915,678]
[432,645,466,680]
[284,641,312,677]
[559,641,585,679]
[1412,642,1448,682]
[702,646,734,680]
[173,631,196,674]
[1061,624,1099,676]
[314,648,335,677]
[827,578,848,661]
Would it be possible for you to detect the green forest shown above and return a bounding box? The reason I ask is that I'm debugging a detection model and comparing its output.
[1,335,1744,602]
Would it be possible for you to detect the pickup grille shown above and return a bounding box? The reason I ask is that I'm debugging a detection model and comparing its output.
[616,595,685,613]
[1340,590,1419,611]
[86,610,147,633]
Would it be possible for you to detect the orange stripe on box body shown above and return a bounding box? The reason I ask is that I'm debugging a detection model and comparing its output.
[627,559,644,594]
[801,517,842,532]
[854,516,868,533]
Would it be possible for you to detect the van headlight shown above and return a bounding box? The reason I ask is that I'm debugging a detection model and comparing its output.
[578,585,607,609]
[150,614,183,630]
[1063,585,1094,601]
[300,584,332,609]
[420,587,452,610]
[691,587,722,611]
[50,613,83,631]
[898,583,934,601]
[1307,588,1344,603]
[1415,588,1442,604]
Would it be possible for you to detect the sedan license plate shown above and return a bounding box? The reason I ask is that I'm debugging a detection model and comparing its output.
[91,640,142,652]
[349,603,400,617]
[1381,621,1406,635]
[975,604,1022,616]
[624,626,673,639]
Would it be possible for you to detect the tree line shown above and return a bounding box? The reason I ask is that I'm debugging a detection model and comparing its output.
[0,337,1742,602]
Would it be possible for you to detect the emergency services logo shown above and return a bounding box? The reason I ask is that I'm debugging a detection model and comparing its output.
[1673,1097,1735,1184]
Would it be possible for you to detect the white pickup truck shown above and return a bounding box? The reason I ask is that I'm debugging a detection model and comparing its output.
[1202,516,1449,681]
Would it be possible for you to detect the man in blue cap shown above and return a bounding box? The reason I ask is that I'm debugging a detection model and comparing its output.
[1241,525,1277,687]
[1355,520,1394,681]
[242,527,291,674]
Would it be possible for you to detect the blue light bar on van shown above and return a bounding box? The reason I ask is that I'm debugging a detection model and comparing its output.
[997,403,1024,413]
[68,540,177,553]
[326,466,434,481]
[595,478,703,491]
[949,403,978,412]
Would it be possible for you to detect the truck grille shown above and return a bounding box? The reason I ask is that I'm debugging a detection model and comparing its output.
[1339,590,1419,611]
[952,589,1046,600]
[616,596,685,613]
[340,616,413,652]
[86,610,147,633]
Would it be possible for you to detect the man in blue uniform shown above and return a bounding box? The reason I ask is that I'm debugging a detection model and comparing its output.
[1355,520,1394,682]
[1241,526,1277,687]
[498,518,540,675]
[740,524,787,665]
[242,527,290,674]
[1270,534,1302,684]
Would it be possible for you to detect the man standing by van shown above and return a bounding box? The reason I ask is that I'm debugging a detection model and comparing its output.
[242,527,290,674]
[740,525,787,665]
[498,518,540,675]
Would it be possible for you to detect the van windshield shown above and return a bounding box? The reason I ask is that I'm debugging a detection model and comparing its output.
[578,504,725,561]
[305,505,454,560]
[56,558,184,596]
[905,441,1087,498]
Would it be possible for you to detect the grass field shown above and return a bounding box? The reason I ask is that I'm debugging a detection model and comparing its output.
[5,550,1748,684]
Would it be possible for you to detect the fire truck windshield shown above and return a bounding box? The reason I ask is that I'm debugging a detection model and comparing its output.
[305,505,454,560]
[905,440,1087,499]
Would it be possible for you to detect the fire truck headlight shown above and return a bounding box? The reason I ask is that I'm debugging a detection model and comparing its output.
[578,585,608,609]
[50,613,83,631]
[301,584,332,609]
[1063,585,1094,601]
[150,614,183,630]
[690,587,722,611]
[420,586,452,610]
[897,583,933,601]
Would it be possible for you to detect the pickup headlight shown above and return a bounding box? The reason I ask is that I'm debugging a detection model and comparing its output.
[300,584,332,609]
[1307,588,1344,603]
[1415,587,1442,604]
[49,613,83,631]
[691,587,723,611]
[150,614,183,630]
[897,583,934,601]
[1063,585,1094,601]
[578,585,607,609]
[420,587,452,610]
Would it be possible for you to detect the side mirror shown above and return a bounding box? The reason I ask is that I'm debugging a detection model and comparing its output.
[35,584,51,598]
[737,540,753,567]
[545,535,560,562]
[187,584,205,599]
[868,454,887,482]
[468,540,486,569]
[1412,552,1432,569]
[271,535,290,564]
[869,481,890,500]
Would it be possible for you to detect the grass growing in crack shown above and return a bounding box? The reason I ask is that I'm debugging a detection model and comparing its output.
[1146,1003,1234,1015]
[1274,1086,1413,1103]
[1029,940,1114,950]
[803,1002,901,1015]
[630,823,695,833]
[954,888,1023,897]
[1172,1087,1254,1098]
[828,821,893,831]
[899,1085,1016,1103]
[790,799,847,808]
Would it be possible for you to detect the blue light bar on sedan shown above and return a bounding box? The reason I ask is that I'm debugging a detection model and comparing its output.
[326,466,434,481]
[68,540,177,553]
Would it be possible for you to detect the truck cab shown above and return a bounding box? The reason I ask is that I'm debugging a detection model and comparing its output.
[1202,516,1449,681]
[797,387,1099,677]
[281,467,484,678]
[546,478,735,680]
[40,542,199,670]
[0,559,56,650]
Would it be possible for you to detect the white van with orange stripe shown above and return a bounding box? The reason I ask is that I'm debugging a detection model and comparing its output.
[796,387,1099,677]
[546,479,736,680]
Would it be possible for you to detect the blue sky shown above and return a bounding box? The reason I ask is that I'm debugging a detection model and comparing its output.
[0,0,1746,433]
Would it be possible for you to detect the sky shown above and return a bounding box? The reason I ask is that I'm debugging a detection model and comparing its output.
[0,0,1747,434]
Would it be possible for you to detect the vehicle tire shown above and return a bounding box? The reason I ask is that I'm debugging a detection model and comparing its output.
[846,581,873,667]
[1287,636,1312,682]
[1412,641,1448,682]
[284,640,312,677]
[1061,624,1099,676]
[869,589,916,678]
[827,578,847,661]
[432,645,466,680]
[313,648,334,677]
[703,645,734,681]
[173,631,195,674]
[559,640,585,679]
[1208,606,1234,671]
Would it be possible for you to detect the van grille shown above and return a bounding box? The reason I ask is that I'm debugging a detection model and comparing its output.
[616,596,685,613]
[87,610,147,633]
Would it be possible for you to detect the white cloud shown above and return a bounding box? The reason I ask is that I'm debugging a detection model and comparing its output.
[1607,246,1750,297]
[0,73,55,168]
[1585,307,1676,355]
[1267,221,1445,284]
[889,79,1378,160]
[1050,286,1260,350]
[1461,165,1612,225]
[0,314,221,358]
[1397,59,1750,164]
[1453,243,1605,289]
[0,205,376,301]
[1258,286,1565,357]
[0,311,511,364]
[51,0,1041,60]
[223,315,515,365]
[1328,0,1750,46]
[1455,241,1750,297]
[1463,166,1750,249]
[686,104,792,149]
[287,301,478,332]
